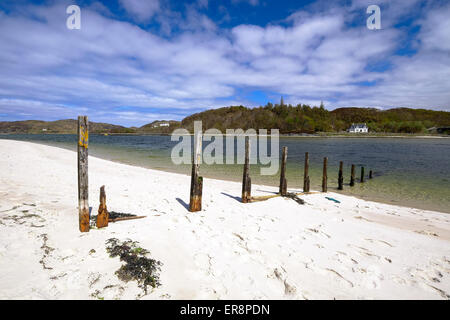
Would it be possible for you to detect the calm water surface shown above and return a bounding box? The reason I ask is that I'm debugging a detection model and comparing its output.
[2,134,449,213]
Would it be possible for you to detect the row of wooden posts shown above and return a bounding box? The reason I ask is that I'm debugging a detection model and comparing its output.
[278,147,372,197]
[188,134,374,213]
[77,116,374,231]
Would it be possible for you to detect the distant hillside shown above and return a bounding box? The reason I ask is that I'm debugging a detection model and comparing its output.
[0,119,132,134]
[181,104,450,134]
[0,119,184,134]
[1,105,448,135]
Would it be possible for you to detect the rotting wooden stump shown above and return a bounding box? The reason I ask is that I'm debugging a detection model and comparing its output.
[303,152,310,193]
[279,146,288,196]
[350,164,356,187]
[242,137,252,203]
[361,166,365,183]
[78,115,89,232]
[242,176,251,203]
[338,161,344,190]
[189,131,203,212]
[96,185,109,228]
[189,176,203,212]
[322,157,328,192]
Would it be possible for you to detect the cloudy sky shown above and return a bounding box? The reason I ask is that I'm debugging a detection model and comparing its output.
[0,0,449,126]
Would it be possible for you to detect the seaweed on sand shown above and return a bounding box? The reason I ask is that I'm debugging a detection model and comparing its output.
[105,238,162,294]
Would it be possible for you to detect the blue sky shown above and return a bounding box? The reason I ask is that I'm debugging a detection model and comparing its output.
[0,0,449,126]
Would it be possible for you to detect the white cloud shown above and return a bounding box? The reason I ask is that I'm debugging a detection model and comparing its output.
[0,1,448,126]
[419,4,450,52]
[119,0,160,22]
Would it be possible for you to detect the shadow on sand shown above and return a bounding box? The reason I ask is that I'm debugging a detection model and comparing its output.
[175,198,190,210]
[221,192,242,202]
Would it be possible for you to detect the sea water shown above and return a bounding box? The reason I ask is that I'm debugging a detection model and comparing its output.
[2,134,449,213]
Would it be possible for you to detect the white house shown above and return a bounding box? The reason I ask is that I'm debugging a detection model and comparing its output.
[348,123,368,133]
[152,122,170,128]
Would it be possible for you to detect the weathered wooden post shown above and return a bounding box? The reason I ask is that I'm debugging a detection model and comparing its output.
[350,164,355,186]
[369,170,373,179]
[338,161,344,190]
[361,167,365,183]
[189,131,203,212]
[322,157,328,192]
[242,136,251,203]
[78,116,89,232]
[279,147,288,196]
[303,152,310,193]
[96,185,109,228]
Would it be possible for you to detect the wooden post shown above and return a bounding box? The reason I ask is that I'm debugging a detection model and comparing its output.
[361,167,365,183]
[189,131,203,212]
[350,164,355,186]
[369,170,373,179]
[279,147,288,196]
[96,185,109,228]
[78,116,89,232]
[338,161,344,190]
[303,152,310,193]
[241,136,251,203]
[322,157,328,192]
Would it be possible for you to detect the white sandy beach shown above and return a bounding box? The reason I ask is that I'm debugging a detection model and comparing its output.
[0,139,449,300]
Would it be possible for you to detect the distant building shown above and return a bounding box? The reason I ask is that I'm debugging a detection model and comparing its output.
[152,122,170,128]
[348,123,368,133]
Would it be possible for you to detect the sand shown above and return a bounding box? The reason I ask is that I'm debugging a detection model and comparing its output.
[0,139,449,300]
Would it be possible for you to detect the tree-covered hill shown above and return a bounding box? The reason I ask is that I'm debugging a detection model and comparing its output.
[1,104,448,134]
[330,107,450,133]
[181,103,450,134]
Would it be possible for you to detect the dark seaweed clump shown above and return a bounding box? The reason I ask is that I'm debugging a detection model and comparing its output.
[105,238,162,294]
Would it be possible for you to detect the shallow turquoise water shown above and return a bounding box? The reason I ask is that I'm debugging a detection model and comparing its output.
[2,134,449,213]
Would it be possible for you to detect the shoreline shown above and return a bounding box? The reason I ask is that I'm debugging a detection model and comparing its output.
[1,138,448,214]
[1,132,449,139]
[0,140,449,299]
